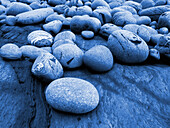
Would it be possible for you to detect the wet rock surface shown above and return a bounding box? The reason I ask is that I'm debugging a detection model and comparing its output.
[0,24,169,128]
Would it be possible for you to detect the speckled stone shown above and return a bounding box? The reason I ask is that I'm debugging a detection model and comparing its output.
[27,30,53,47]
[0,43,22,60]
[54,31,76,43]
[83,45,114,72]
[43,20,62,34]
[31,53,63,82]
[45,77,99,114]
[53,44,84,68]
[81,31,94,39]
[52,39,74,51]
[107,30,149,63]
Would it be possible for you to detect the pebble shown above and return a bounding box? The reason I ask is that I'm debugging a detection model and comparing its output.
[31,53,63,82]
[119,5,137,14]
[140,25,158,35]
[91,0,110,10]
[40,47,52,53]
[81,31,94,39]
[54,31,76,43]
[18,0,38,4]
[53,5,69,14]
[149,48,160,60]
[16,8,54,24]
[141,0,155,9]
[63,17,72,26]
[136,16,151,25]
[64,6,77,17]
[43,20,62,34]
[99,23,121,38]
[70,15,101,33]
[27,30,53,47]
[6,2,32,16]
[45,77,99,114]
[84,1,92,7]
[5,15,17,26]
[48,0,66,6]
[53,44,84,68]
[158,35,170,46]
[75,5,92,16]
[20,45,49,60]
[123,1,142,12]
[150,34,163,45]
[52,39,75,51]
[45,13,65,23]
[155,0,167,6]
[83,45,114,72]
[158,27,169,34]
[0,43,22,60]
[112,11,136,26]
[107,30,149,63]
[0,5,6,15]
[158,11,170,30]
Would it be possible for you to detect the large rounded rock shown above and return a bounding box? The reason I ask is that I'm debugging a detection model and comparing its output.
[83,45,114,72]
[0,43,22,60]
[158,11,170,30]
[107,30,149,63]
[45,77,99,114]
[31,53,63,82]
[6,2,32,16]
[27,30,53,47]
[16,8,54,24]
[70,15,101,33]
[53,44,84,68]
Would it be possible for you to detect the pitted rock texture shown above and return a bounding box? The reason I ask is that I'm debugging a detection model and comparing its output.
[0,25,169,128]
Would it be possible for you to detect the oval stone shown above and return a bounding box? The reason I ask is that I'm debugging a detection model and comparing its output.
[54,31,76,42]
[0,43,22,60]
[81,30,94,39]
[107,30,149,63]
[45,77,99,114]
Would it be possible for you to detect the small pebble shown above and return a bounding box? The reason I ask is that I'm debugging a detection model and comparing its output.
[0,5,6,15]
[81,31,94,39]
[48,0,66,6]
[91,0,110,10]
[141,0,155,9]
[0,43,22,60]
[32,53,63,82]
[63,17,72,26]
[45,77,99,114]
[45,13,65,23]
[5,15,17,26]
[27,30,53,47]
[137,16,151,25]
[150,34,163,45]
[43,20,62,34]
[149,48,160,60]
[53,5,69,14]
[54,31,76,43]
[83,45,114,72]
[53,44,84,68]
[158,27,169,34]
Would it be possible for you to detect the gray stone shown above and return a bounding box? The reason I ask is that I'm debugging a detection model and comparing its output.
[20,45,49,60]
[109,1,123,9]
[107,30,149,63]
[158,27,169,34]
[83,45,114,72]
[158,11,170,30]
[137,16,151,25]
[119,5,137,14]
[53,5,69,14]
[16,8,54,24]
[123,1,142,12]
[70,15,101,33]
[64,6,77,17]
[54,31,76,43]
[6,2,32,16]
[30,1,50,10]
[63,17,72,26]
[52,39,74,51]
[0,43,22,60]
[45,13,65,23]
[53,44,84,68]
[31,53,63,82]
[43,20,62,34]
[75,5,92,16]
[91,0,110,10]
[81,31,94,39]
[45,77,99,114]
[5,15,17,26]
[141,0,155,9]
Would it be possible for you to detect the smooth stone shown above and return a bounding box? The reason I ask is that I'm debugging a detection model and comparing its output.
[84,1,92,7]
[0,43,22,60]
[99,23,121,38]
[92,8,112,25]
[0,5,6,15]
[27,30,53,47]
[150,21,157,26]
[75,5,92,16]
[40,47,52,53]
[155,0,167,6]
[16,8,54,24]
[5,15,16,26]
[32,53,63,82]
[45,77,99,114]
[53,5,69,14]
[112,11,136,26]
[63,17,72,26]
[43,20,62,34]
[123,1,142,12]
[107,30,149,63]
[48,0,66,6]
[83,45,113,72]
[52,39,75,51]
[158,27,169,34]
[158,11,170,30]
[91,0,110,10]
[109,1,123,9]
[30,1,50,10]
[53,44,84,68]
[123,24,151,43]
[137,16,151,25]
[18,0,39,4]
[111,7,128,16]
[0,14,6,20]
[158,35,170,46]
[70,15,101,33]
[119,5,137,14]
[141,0,155,9]
[45,13,65,23]
[81,31,94,39]
[6,2,32,16]
[69,0,83,6]
[54,31,76,43]
[150,34,163,45]
[149,48,160,60]
[64,6,77,17]
[141,25,158,35]
[20,45,49,60]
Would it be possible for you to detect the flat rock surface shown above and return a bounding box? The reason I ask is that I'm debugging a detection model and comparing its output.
[0,24,170,128]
